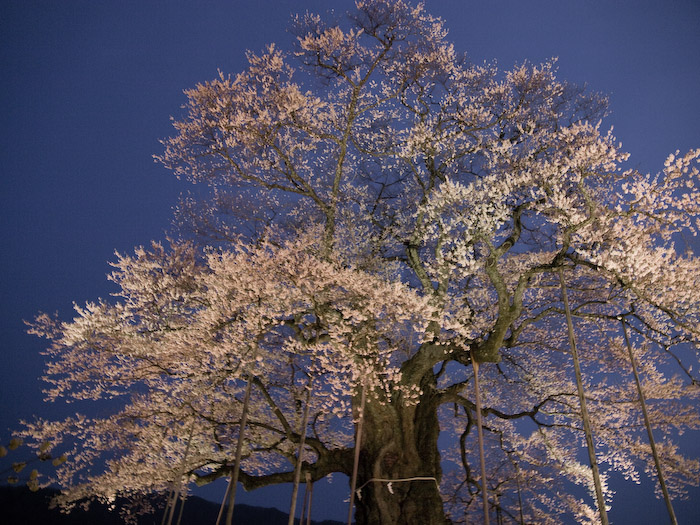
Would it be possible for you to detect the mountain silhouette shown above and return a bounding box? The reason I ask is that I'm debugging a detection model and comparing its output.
[0,486,344,525]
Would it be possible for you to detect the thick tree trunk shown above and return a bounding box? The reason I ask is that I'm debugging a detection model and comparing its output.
[352,372,449,525]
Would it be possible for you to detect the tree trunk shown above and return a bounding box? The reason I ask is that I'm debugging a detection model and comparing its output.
[352,371,449,525]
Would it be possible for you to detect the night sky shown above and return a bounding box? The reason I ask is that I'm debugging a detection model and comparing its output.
[1,1,699,523]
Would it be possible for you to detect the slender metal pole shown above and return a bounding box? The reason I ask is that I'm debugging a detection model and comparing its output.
[558,269,609,525]
[224,377,254,525]
[347,381,367,525]
[620,318,678,525]
[288,381,313,525]
[472,359,490,525]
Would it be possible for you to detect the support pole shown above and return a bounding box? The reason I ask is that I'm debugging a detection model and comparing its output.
[175,492,187,525]
[166,422,195,525]
[472,359,490,525]
[306,478,314,525]
[223,377,254,525]
[347,381,367,525]
[164,484,180,525]
[558,269,609,525]
[215,481,229,525]
[160,486,175,525]
[288,381,313,525]
[514,466,525,525]
[507,451,526,525]
[301,471,313,525]
[620,318,677,525]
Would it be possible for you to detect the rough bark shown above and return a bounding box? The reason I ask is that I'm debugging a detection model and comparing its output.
[353,371,449,525]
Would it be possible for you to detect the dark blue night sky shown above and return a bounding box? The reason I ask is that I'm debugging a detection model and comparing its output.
[1,1,699,522]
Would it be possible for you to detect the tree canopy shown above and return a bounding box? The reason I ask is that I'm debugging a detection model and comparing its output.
[23,1,700,523]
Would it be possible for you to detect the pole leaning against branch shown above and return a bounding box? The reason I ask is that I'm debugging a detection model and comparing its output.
[301,470,314,525]
[160,486,175,525]
[472,359,490,525]
[620,318,678,525]
[288,380,313,525]
[347,380,367,525]
[220,375,254,525]
[165,421,195,525]
[174,491,188,525]
[214,482,228,525]
[558,269,609,525]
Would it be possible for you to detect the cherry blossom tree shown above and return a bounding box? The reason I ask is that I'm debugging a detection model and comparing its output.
[24,1,700,523]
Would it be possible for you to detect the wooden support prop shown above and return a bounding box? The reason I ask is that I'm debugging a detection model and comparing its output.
[166,422,195,525]
[160,486,175,525]
[558,269,609,525]
[215,480,229,525]
[222,377,254,525]
[347,381,367,525]
[301,470,313,525]
[620,318,677,525]
[175,491,187,525]
[472,359,490,525]
[288,380,313,525]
